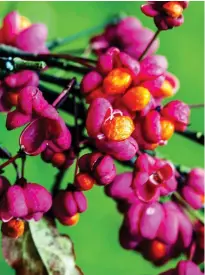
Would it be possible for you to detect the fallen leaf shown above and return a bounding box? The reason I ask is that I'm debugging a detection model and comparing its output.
[2,218,83,275]
[29,218,83,275]
[2,223,47,275]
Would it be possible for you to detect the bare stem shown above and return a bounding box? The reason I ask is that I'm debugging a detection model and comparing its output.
[74,92,80,179]
[40,73,80,89]
[0,152,21,171]
[52,169,66,197]
[176,130,204,146]
[45,58,90,74]
[46,53,96,64]
[0,146,20,179]
[47,24,106,51]
[189,103,204,108]
[21,154,26,178]
[39,53,95,69]
[12,57,46,71]
[0,57,46,73]
[0,45,95,69]
[138,29,160,61]
[40,73,69,87]
[38,84,86,119]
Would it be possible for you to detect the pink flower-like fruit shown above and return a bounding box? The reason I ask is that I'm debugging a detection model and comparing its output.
[0,180,52,222]
[141,1,188,30]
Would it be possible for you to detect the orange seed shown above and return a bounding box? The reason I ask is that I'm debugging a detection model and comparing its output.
[75,172,95,191]
[163,1,183,18]
[103,68,132,95]
[102,115,134,141]
[5,92,19,107]
[160,119,175,140]
[1,219,25,239]
[51,153,66,168]
[150,240,166,261]
[200,194,205,204]
[160,80,174,97]
[122,86,151,111]
[60,213,80,226]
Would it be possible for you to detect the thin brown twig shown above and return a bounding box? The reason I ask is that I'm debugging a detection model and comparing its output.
[189,103,204,108]
[0,146,20,179]
[52,78,76,108]
[0,152,21,171]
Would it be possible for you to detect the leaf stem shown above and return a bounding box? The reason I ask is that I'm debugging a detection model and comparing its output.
[46,13,126,51]
[47,24,106,50]
[47,53,96,64]
[40,73,80,89]
[38,84,85,119]
[45,58,90,74]
[52,78,76,108]
[138,29,160,61]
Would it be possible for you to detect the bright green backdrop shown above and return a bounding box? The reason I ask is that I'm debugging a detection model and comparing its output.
[0,1,204,275]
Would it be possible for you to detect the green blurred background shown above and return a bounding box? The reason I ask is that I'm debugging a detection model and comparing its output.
[0,1,204,275]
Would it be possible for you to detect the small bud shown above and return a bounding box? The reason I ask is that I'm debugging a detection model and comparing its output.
[160,119,175,140]
[103,68,132,95]
[163,1,183,18]
[149,240,166,261]
[59,213,80,226]
[102,116,134,141]
[51,152,66,168]
[122,86,151,111]
[75,173,95,191]
[1,219,25,238]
